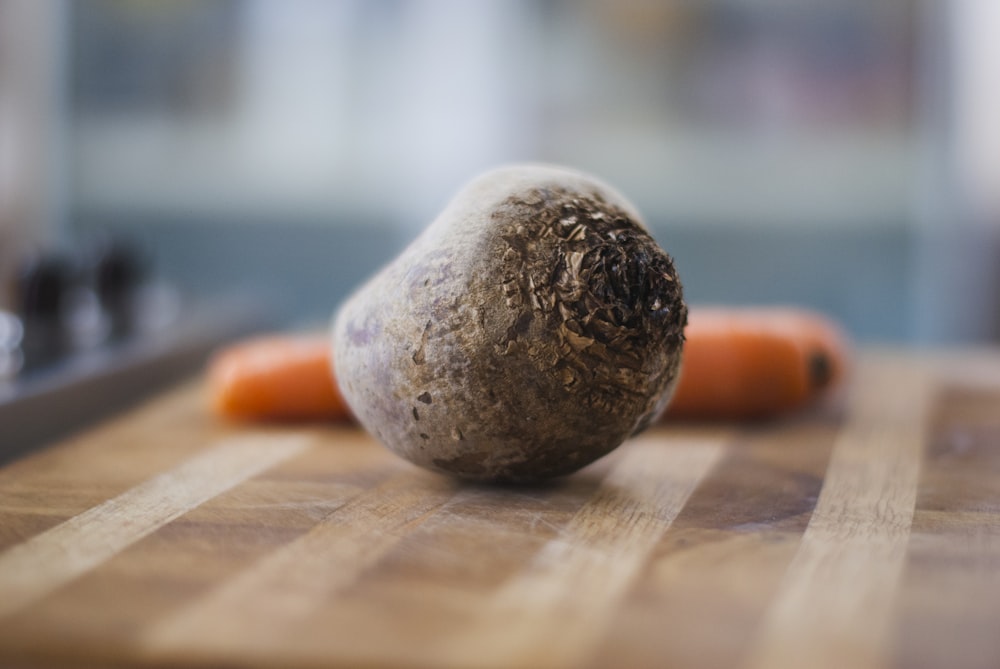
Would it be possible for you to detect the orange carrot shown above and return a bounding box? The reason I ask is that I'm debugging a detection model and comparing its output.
[664,307,848,420]
[207,335,351,421]
[207,307,848,423]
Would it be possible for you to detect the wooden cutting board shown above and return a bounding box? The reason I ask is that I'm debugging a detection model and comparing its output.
[0,350,998,669]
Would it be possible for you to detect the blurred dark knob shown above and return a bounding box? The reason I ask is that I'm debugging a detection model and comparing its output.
[16,253,73,322]
[93,240,147,336]
[15,253,75,365]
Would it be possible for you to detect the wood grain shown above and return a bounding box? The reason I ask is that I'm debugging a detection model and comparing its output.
[0,350,998,669]
[142,469,463,661]
[0,433,312,619]
[745,355,931,669]
[438,430,728,668]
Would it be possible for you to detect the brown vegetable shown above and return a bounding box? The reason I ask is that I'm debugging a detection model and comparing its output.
[331,165,686,482]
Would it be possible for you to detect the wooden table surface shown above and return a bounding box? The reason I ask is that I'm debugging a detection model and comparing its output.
[0,349,998,669]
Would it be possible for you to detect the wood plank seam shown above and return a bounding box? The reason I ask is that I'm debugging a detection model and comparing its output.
[0,433,314,619]
[439,429,730,669]
[744,356,933,669]
[139,469,465,660]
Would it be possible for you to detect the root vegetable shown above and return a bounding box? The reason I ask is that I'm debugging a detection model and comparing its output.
[331,165,686,482]
[208,335,349,421]
[664,307,848,420]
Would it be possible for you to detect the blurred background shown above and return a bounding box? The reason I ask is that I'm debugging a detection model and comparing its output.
[2,0,999,388]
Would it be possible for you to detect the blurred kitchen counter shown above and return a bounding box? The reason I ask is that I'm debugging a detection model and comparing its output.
[0,296,272,464]
[0,349,998,669]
